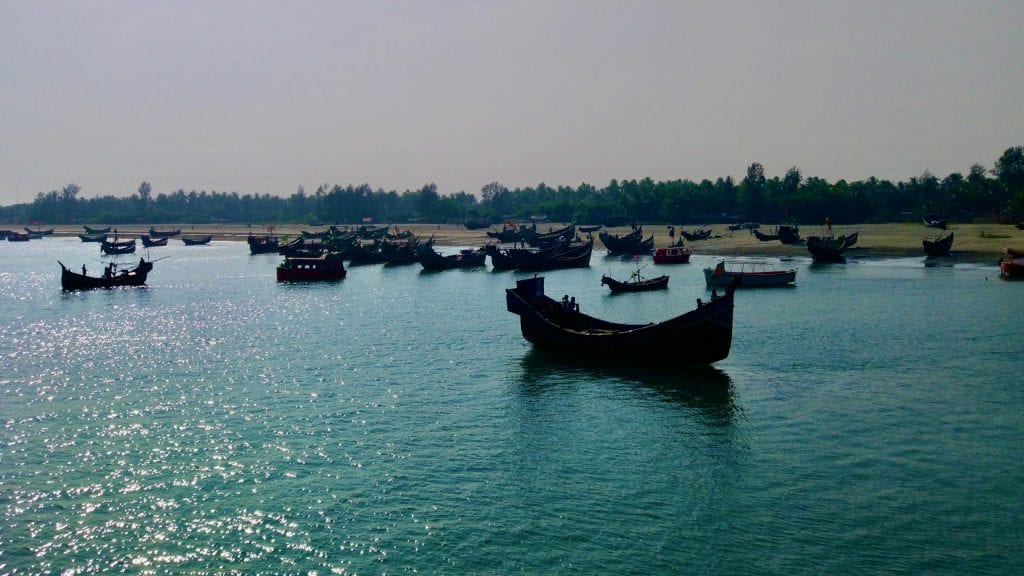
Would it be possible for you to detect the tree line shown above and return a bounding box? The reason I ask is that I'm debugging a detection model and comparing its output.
[3,147,1022,226]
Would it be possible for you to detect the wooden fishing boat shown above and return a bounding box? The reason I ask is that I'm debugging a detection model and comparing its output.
[79,233,107,243]
[923,217,947,230]
[999,248,1024,279]
[486,223,522,243]
[578,224,602,233]
[778,225,803,245]
[681,229,712,241]
[417,246,487,271]
[83,225,111,234]
[486,240,593,271]
[247,234,279,254]
[806,234,849,262]
[7,231,31,242]
[601,265,669,293]
[25,227,54,236]
[59,258,152,291]
[599,228,654,255]
[464,219,491,230]
[505,276,734,365]
[653,246,691,264]
[101,239,136,255]
[276,252,347,282]
[704,260,796,288]
[181,235,213,245]
[149,227,181,238]
[923,232,954,257]
[141,235,168,247]
[753,229,779,242]
[524,223,576,248]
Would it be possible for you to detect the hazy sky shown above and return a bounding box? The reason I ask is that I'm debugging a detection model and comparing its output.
[2,1,1022,205]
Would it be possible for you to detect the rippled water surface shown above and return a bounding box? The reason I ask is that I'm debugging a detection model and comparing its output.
[2,238,1022,574]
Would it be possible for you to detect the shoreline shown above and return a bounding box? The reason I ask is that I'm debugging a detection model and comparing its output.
[32,222,1024,264]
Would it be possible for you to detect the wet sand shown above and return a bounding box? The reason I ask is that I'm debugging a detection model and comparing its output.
[41,222,1023,263]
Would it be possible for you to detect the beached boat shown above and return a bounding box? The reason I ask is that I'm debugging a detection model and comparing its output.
[276,252,347,282]
[141,235,168,247]
[599,228,654,255]
[923,232,954,257]
[1000,248,1024,279]
[59,258,152,291]
[101,239,136,255]
[486,240,593,271]
[486,223,522,243]
[25,227,54,236]
[505,276,734,364]
[464,219,491,230]
[601,266,669,293]
[79,233,107,243]
[149,227,182,238]
[578,224,602,233]
[681,229,712,241]
[181,235,213,245]
[653,246,691,264]
[417,246,487,271]
[703,260,796,288]
[924,217,948,230]
[524,223,576,248]
[806,234,849,262]
[83,225,111,234]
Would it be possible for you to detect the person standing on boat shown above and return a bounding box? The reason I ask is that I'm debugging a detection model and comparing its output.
[82,264,87,276]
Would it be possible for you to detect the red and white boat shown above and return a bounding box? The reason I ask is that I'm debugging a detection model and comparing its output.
[653,245,691,264]
[1000,248,1024,279]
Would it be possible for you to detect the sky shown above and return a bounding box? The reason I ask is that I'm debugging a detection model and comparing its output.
[2,0,1023,206]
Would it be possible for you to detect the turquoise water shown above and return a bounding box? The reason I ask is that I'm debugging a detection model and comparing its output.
[1,238,1022,575]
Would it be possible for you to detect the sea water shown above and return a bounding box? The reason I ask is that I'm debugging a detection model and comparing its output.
[1,238,1022,574]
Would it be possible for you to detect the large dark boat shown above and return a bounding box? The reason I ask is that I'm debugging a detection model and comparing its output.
[59,259,153,291]
[181,235,213,245]
[276,252,347,282]
[923,232,954,257]
[523,223,576,248]
[505,276,734,364]
[486,240,593,271]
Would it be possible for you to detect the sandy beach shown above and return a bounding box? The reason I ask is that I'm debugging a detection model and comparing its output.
[41,222,1023,263]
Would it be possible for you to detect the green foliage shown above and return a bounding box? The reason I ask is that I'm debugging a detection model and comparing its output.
[4,148,1022,225]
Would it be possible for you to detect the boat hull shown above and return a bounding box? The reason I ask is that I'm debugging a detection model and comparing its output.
[506,276,733,365]
[653,247,691,264]
[704,268,795,288]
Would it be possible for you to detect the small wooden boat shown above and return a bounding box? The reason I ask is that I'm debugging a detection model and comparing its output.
[276,252,347,282]
[923,232,954,257]
[753,229,779,242]
[83,225,111,234]
[703,260,796,288]
[181,235,213,245]
[148,227,181,238]
[1000,248,1024,279]
[578,224,602,233]
[141,235,168,247]
[418,246,487,271]
[599,228,654,255]
[505,276,734,364]
[653,246,691,264]
[247,234,279,254]
[601,267,669,293]
[101,239,136,255]
[524,223,576,248]
[681,229,712,242]
[59,258,152,291]
[25,227,54,236]
[79,233,107,243]
[7,231,31,242]
[464,219,491,230]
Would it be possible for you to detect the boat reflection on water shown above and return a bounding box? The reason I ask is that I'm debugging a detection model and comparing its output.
[516,348,735,421]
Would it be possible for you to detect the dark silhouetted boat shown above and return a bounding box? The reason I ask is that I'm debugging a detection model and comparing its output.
[806,234,849,262]
[923,216,947,230]
[417,246,487,271]
[276,252,347,282]
[599,228,654,255]
[680,229,712,241]
[247,234,279,254]
[59,258,152,291]
[83,225,111,234]
[101,239,136,255]
[505,276,734,364]
[7,231,31,242]
[79,233,107,243]
[601,264,669,293]
[149,227,182,238]
[181,235,213,245]
[923,232,954,257]
[25,227,54,236]
[141,235,168,247]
